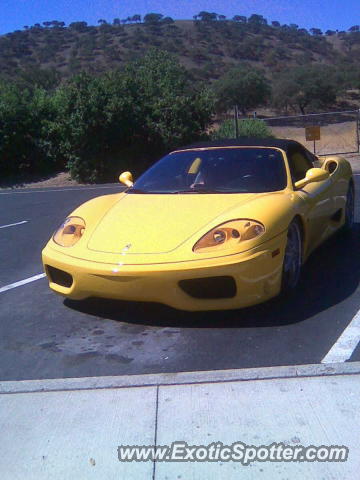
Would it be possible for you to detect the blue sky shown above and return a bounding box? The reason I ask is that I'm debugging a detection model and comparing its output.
[0,0,359,35]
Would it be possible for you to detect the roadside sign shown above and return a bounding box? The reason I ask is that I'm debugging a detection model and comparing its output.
[305,126,321,141]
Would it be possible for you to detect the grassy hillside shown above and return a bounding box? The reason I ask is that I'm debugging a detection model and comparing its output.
[1,16,360,183]
[1,17,360,83]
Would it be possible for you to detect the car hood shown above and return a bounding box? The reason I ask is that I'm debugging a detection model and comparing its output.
[87,192,264,254]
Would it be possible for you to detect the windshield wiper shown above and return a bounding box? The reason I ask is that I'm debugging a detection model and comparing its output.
[173,188,218,194]
[128,187,218,194]
[127,188,150,194]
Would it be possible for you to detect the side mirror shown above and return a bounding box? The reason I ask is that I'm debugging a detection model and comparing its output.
[294,168,329,189]
[119,171,134,187]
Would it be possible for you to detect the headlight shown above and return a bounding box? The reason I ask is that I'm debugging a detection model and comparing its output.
[193,219,265,253]
[53,216,86,247]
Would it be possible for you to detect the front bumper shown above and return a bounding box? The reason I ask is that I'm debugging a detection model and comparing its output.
[42,233,287,311]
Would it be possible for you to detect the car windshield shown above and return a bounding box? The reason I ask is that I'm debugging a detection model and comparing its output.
[128,147,287,194]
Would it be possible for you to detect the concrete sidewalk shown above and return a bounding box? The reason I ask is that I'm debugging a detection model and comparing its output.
[0,362,359,479]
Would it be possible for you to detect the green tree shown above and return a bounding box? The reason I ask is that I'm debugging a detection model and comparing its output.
[214,65,271,115]
[69,21,88,32]
[162,17,174,24]
[144,13,163,24]
[132,14,141,23]
[126,49,214,151]
[310,28,322,35]
[57,50,215,182]
[196,11,218,22]
[53,72,135,182]
[272,65,339,114]
[0,82,63,177]
[233,15,247,23]
[248,14,267,25]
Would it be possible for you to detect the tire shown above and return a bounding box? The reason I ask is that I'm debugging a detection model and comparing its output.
[281,219,302,293]
[343,183,355,232]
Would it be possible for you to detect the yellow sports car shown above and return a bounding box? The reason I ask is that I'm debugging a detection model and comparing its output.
[42,139,354,311]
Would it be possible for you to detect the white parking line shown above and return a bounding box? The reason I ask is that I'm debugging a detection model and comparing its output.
[322,310,360,364]
[0,220,28,229]
[0,273,46,294]
[0,186,120,195]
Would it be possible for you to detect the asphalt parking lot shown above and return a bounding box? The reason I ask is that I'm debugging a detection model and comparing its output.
[1,177,360,382]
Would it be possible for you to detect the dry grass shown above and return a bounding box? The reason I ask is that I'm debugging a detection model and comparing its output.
[270,121,358,155]
[0,172,82,190]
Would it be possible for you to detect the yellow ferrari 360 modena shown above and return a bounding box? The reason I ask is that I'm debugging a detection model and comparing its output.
[42,139,354,311]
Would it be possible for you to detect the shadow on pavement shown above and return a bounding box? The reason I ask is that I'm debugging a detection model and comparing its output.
[65,225,360,329]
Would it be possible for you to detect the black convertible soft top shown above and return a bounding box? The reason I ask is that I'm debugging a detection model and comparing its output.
[175,138,306,154]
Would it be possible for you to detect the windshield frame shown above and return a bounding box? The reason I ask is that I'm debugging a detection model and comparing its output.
[128,146,290,195]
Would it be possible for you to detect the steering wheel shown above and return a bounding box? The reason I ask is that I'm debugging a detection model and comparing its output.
[222,174,256,189]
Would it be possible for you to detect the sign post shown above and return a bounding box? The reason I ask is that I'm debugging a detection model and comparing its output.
[234,105,239,138]
[305,126,321,154]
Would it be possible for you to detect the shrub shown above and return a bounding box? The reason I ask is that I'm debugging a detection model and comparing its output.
[61,50,215,182]
[0,50,215,183]
[0,83,64,177]
[212,118,274,139]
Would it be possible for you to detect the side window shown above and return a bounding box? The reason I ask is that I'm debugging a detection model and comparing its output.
[287,147,313,183]
[304,149,317,165]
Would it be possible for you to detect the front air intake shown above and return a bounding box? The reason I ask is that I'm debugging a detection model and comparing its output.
[179,276,236,299]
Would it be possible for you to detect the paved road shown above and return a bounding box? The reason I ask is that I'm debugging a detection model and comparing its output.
[0,180,360,381]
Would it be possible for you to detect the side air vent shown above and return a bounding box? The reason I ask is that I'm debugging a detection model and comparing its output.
[46,265,73,288]
[326,161,338,174]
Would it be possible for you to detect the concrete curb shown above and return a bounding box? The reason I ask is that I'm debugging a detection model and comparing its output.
[1,362,359,395]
